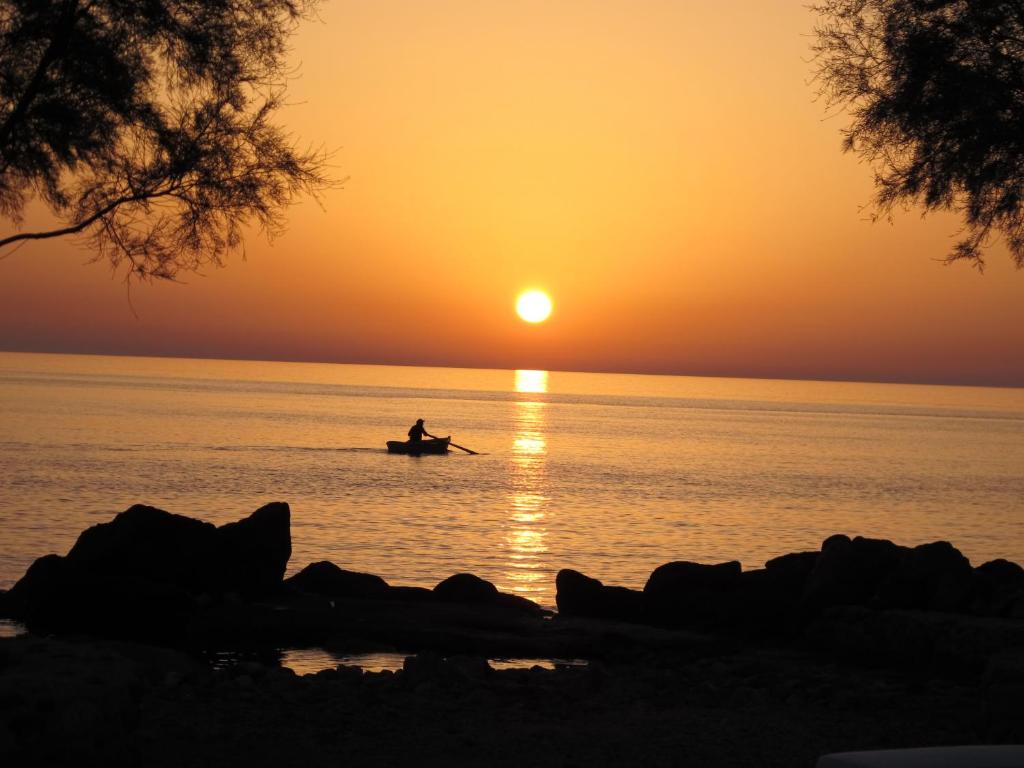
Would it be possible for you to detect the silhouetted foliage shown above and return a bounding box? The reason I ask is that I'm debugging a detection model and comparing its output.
[812,0,1024,269]
[0,0,329,279]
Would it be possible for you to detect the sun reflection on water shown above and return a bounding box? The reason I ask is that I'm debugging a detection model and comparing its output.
[505,371,550,602]
[514,369,548,395]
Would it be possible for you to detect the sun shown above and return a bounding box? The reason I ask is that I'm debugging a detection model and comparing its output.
[516,290,553,323]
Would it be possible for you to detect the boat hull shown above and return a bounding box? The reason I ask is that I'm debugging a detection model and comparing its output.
[386,436,451,455]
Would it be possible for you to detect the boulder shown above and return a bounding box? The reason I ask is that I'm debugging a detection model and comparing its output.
[215,502,291,596]
[646,560,742,593]
[5,551,195,641]
[556,569,603,615]
[432,573,545,617]
[434,573,499,602]
[874,541,974,612]
[764,551,819,594]
[643,560,742,628]
[285,561,390,600]
[67,504,220,590]
[555,569,644,623]
[803,535,906,609]
[977,558,1024,583]
[57,502,291,597]
[972,559,1024,617]
[4,554,81,631]
[5,503,294,639]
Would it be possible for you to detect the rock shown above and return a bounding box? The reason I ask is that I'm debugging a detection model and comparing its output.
[434,573,500,602]
[433,573,545,617]
[764,551,819,594]
[5,503,294,639]
[7,548,197,640]
[972,559,1024,617]
[977,559,1024,583]
[556,569,603,614]
[646,560,742,593]
[555,569,644,623]
[215,502,291,596]
[874,541,974,612]
[67,504,219,588]
[3,554,81,630]
[803,535,906,609]
[643,560,742,628]
[285,561,391,600]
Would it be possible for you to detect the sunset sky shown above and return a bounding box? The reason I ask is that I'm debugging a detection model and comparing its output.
[1,0,1022,386]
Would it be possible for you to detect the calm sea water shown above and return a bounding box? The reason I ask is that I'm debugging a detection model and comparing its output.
[1,352,1022,609]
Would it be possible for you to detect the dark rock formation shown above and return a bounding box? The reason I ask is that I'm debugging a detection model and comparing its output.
[4,554,77,630]
[216,502,291,596]
[643,560,742,628]
[977,558,1024,583]
[434,573,500,603]
[874,541,974,612]
[3,503,293,640]
[802,535,906,608]
[4,507,1022,674]
[555,569,644,623]
[285,561,391,600]
[764,551,819,593]
[972,559,1024,618]
[67,504,219,590]
[433,573,546,617]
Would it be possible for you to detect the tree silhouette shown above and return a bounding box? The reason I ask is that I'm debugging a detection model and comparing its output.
[812,0,1024,269]
[0,0,329,280]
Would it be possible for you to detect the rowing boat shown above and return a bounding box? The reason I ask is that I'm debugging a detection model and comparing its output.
[386,436,451,455]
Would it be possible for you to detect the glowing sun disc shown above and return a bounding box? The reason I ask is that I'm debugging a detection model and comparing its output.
[516,290,553,323]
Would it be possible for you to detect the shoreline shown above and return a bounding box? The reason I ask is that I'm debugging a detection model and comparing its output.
[1,502,1023,765]
[2,628,1020,767]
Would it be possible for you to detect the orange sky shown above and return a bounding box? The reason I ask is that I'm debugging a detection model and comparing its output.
[1,0,1022,386]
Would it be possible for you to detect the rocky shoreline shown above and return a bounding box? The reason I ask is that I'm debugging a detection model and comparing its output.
[1,502,1023,766]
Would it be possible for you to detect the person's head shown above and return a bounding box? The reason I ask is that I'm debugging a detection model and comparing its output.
[416,419,424,425]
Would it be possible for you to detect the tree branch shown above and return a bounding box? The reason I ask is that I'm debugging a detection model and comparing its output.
[0,187,175,249]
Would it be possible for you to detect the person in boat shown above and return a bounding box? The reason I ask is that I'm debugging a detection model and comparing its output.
[407,418,437,443]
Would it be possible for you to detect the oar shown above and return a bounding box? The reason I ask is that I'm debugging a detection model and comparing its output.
[449,440,478,455]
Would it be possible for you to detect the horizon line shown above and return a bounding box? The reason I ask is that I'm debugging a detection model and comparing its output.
[1,346,1022,391]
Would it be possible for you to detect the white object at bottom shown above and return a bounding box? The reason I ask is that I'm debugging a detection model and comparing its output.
[817,746,1024,768]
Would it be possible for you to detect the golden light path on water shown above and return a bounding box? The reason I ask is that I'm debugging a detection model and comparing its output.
[505,370,550,601]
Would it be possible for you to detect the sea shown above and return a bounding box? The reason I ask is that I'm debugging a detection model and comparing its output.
[1,351,1023,611]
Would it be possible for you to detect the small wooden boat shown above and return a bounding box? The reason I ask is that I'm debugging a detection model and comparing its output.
[386,436,451,455]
